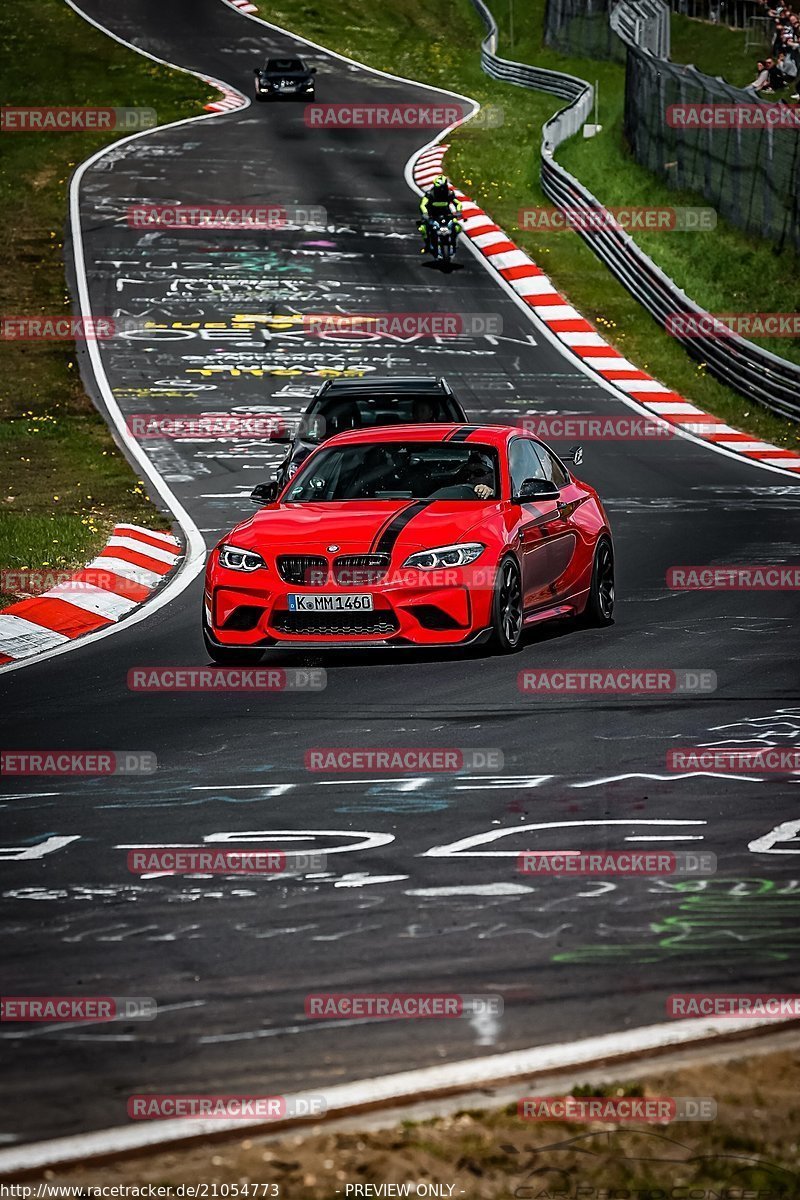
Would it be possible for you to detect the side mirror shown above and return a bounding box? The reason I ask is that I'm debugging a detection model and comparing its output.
[514,477,560,503]
[253,67,260,74]
[564,443,583,466]
[310,67,318,74]
[250,481,278,505]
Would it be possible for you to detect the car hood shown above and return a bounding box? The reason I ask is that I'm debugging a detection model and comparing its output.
[224,500,501,556]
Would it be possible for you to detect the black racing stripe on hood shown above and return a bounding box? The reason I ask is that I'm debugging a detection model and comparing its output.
[371,500,432,556]
[447,426,479,442]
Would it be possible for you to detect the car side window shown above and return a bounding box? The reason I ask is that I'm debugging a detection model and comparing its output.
[508,438,546,496]
[531,443,569,488]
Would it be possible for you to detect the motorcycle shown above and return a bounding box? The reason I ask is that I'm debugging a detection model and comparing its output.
[426,217,458,269]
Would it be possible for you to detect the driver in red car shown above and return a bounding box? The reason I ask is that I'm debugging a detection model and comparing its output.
[459,449,495,500]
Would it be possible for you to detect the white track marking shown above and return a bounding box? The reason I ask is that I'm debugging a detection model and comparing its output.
[749,819,800,853]
[0,836,80,862]
[424,820,706,857]
[0,1015,789,1175]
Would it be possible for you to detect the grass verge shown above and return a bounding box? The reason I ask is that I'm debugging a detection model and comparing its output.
[263,0,799,453]
[0,0,211,605]
[27,1042,800,1190]
[669,10,770,87]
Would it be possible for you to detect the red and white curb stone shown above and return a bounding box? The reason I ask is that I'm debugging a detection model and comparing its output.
[229,0,259,11]
[414,144,800,474]
[0,525,181,667]
[203,74,249,113]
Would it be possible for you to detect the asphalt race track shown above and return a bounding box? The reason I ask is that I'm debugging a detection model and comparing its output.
[1,0,799,1147]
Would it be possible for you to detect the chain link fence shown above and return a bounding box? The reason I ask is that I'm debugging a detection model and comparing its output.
[667,0,763,29]
[544,0,625,59]
[543,0,800,251]
[625,46,800,252]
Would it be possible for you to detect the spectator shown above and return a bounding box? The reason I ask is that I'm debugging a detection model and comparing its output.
[777,49,797,83]
[767,55,787,87]
[751,60,773,90]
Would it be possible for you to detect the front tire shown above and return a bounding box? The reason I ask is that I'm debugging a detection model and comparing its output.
[489,556,524,653]
[582,537,615,626]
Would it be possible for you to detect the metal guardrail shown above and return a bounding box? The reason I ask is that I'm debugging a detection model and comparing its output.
[611,0,671,58]
[467,0,800,421]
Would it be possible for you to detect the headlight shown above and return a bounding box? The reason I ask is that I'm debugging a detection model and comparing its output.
[402,543,485,570]
[218,544,266,572]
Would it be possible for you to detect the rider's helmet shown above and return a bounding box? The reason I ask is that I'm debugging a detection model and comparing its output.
[430,173,450,200]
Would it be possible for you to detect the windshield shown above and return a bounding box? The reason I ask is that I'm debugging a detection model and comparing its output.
[266,58,305,72]
[298,392,463,444]
[285,442,499,502]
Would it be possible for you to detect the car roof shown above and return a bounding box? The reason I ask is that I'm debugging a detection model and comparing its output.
[318,376,449,396]
[322,424,516,449]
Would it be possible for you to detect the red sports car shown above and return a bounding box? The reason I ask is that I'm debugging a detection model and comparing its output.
[202,424,614,659]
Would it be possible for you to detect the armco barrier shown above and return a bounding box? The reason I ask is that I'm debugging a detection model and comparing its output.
[469,0,800,421]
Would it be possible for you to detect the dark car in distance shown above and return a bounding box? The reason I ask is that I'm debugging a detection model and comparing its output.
[269,377,468,491]
[253,57,316,101]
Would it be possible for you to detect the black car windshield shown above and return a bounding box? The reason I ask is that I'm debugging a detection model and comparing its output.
[266,58,305,72]
[285,442,499,502]
[298,393,463,444]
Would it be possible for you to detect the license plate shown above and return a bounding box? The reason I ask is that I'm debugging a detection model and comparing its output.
[287,593,374,612]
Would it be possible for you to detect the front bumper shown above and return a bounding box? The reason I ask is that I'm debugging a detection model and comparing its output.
[204,561,496,649]
[256,84,313,98]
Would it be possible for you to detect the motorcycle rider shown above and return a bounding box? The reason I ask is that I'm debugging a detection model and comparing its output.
[418,174,463,254]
